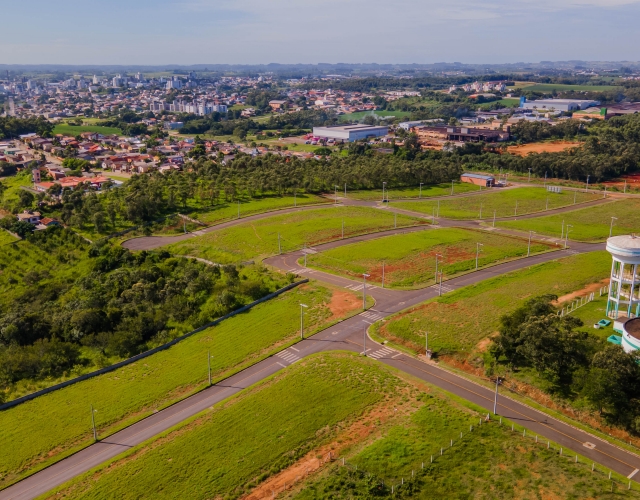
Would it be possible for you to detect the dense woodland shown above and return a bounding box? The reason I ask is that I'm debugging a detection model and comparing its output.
[488,296,640,432]
[0,227,288,395]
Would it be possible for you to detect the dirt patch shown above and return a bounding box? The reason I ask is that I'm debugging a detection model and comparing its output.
[507,141,582,157]
[241,401,406,500]
[554,278,609,305]
[327,290,361,321]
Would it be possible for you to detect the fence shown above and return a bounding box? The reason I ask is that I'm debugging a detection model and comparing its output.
[315,415,636,497]
[558,292,595,317]
[0,279,308,412]
[547,186,563,194]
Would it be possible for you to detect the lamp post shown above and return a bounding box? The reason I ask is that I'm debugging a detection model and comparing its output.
[237,201,240,219]
[435,253,442,284]
[362,274,370,310]
[91,405,98,442]
[300,303,308,339]
[565,224,573,250]
[610,217,618,238]
[528,168,531,182]
[363,326,367,356]
[334,185,339,204]
[586,175,590,192]
[561,219,564,240]
[419,182,423,198]
[344,183,347,198]
[493,209,496,228]
[438,271,444,296]
[493,377,502,415]
[208,350,214,385]
[451,180,454,195]
[382,182,387,203]
[476,243,484,270]
[544,171,547,187]
[527,231,535,257]
[382,261,385,289]
[479,203,483,219]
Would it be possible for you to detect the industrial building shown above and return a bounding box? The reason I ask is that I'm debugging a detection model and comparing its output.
[460,172,495,187]
[312,124,388,142]
[415,126,509,143]
[521,98,600,112]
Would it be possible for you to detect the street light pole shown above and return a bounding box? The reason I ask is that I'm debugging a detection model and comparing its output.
[528,168,531,182]
[610,217,618,238]
[382,182,386,203]
[300,303,308,339]
[586,175,590,192]
[565,225,573,250]
[493,377,501,414]
[476,243,484,270]
[493,209,496,228]
[419,183,423,198]
[363,326,367,356]
[527,231,535,257]
[451,180,454,195]
[91,405,97,442]
[435,253,442,284]
[334,185,338,204]
[438,271,443,296]
[208,350,213,386]
[362,274,370,310]
[382,261,385,289]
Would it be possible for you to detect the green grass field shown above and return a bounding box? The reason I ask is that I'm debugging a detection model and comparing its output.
[306,228,553,288]
[523,83,620,92]
[346,181,477,201]
[163,206,424,264]
[338,110,411,122]
[52,124,122,136]
[0,283,366,486]
[496,199,640,242]
[477,98,521,109]
[0,171,33,210]
[373,251,611,354]
[391,187,600,220]
[297,398,636,499]
[0,230,18,246]
[43,353,399,500]
[195,194,329,225]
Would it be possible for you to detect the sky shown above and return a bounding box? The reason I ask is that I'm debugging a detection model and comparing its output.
[1,0,640,65]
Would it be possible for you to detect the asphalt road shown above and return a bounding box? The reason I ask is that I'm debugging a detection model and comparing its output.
[2,198,633,499]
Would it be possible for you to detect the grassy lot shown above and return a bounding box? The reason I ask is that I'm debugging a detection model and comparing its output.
[346,181,477,201]
[196,194,329,225]
[163,206,424,264]
[52,123,122,136]
[338,110,411,122]
[43,353,400,500]
[477,98,521,109]
[372,251,611,354]
[0,171,33,210]
[296,399,636,499]
[0,230,18,246]
[391,187,600,220]
[306,228,553,288]
[0,283,366,486]
[496,199,640,242]
[523,83,621,92]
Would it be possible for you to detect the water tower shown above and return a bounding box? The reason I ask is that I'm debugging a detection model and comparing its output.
[606,235,640,351]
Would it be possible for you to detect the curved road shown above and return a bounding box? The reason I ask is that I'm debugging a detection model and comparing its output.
[3,198,636,500]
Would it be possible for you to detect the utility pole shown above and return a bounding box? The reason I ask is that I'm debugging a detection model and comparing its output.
[438,271,443,296]
[624,179,627,194]
[476,243,484,270]
[561,219,564,240]
[544,171,547,187]
[574,190,576,204]
[586,175,590,192]
[382,261,385,289]
[514,200,518,216]
[294,190,297,207]
[334,185,338,204]
[451,180,454,195]
[208,351,213,385]
[237,201,240,219]
[479,204,483,219]
[437,199,440,217]
[342,219,344,239]
[344,183,346,198]
[300,303,308,339]
[528,168,531,182]
[363,326,367,356]
[278,233,281,254]
[527,231,535,257]
[394,213,397,229]
[493,210,496,228]
[382,182,386,203]
[362,274,370,310]
[419,183,423,198]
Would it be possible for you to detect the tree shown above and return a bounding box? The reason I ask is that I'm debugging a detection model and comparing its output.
[92,211,106,233]
[10,220,35,238]
[18,189,35,208]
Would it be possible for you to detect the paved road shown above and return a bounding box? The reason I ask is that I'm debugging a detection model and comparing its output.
[2,234,621,499]
[2,198,631,499]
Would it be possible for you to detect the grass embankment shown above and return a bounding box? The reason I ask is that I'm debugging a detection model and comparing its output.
[523,83,621,92]
[0,171,33,210]
[391,186,600,219]
[0,283,364,487]
[338,110,412,122]
[306,228,553,288]
[46,353,633,499]
[52,124,122,136]
[42,353,400,499]
[372,251,611,354]
[296,399,636,499]
[163,206,423,264]
[0,230,18,246]
[195,194,329,225]
[346,181,476,201]
[496,199,640,242]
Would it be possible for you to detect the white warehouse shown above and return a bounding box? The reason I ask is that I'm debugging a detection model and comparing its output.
[521,98,600,112]
[312,124,388,142]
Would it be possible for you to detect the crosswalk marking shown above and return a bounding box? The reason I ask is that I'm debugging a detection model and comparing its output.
[628,469,639,479]
[564,249,580,255]
[276,350,300,364]
[360,311,384,321]
[430,284,455,293]
[368,347,395,359]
